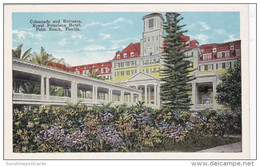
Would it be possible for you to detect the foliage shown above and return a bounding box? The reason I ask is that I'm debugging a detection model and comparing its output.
[30,47,55,65]
[12,44,32,60]
[161,12,195,112]
[216,58,241,111]
[13,103,241,153]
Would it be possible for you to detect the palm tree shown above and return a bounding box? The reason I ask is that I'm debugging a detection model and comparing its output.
[88,69,100,79]
[31,47,55,65]
[12,44,32,60]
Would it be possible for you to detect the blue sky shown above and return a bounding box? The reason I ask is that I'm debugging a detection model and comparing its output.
[12,12,240,66]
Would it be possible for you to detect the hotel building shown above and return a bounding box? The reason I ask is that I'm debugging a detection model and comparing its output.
[71,13,241,110]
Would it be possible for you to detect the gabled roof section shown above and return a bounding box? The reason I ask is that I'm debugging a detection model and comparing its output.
[126,72,158,82]
[112,42,140,60]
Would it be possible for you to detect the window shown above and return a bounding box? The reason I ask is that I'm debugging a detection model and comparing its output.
[121,62,124,67]
[126,70,130,75]
[152,36,154,41]
[218,63,222,69]
[156,36,158,40]
[226,62,231,69]
[126,62,130,67]
[114,72,117,77]
[222,63,226,69]
[156,58,160,63]
[123,53,127,58]
[236,49,241,56]
[230,45,234,50]
[208,64,213,70]
[212,48,217,53]
[101,68,104,73]
[150,52,152,56]
[131,61,135,66]
[121,71,124,76]
[149,19,154,28]
[146,69,149,73]
[148,37,150,41]
[130,52,134,57]
[144,38,146,42]
[117,54,120,59]
[106,67,110,73]
[204,65,208,71]
[225,52,230,57]
[156,67,160,73]
[199,65,205,71]
[203,53,212,60]
[216,64,218,69]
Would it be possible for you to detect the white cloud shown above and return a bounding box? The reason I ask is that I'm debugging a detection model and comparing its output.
[71,32,84,40]
[198,21,210,30]
[12,29,43,39]
[186,22,210,31]
[214,29,239,42]
[99,33,111,39]
[84,17,133,28]
[224,34,239,42]
[83,45,106,51]
[59,38,69,46]
[191,34,209,44]
[214,29,226,35]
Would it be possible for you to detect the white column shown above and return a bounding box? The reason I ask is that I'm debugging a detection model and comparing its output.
[213,81,217,109]
[71,82,74,101]
[108,89,112,101]
[93,86,97,100]
[121,91,124,102]
[154,84,157,105]
[138,92,142,101]
[46,76,50,100]
[131,93,134,103]
[144,85,148,104]
[157,84,161,106]
[192,82,197,108]
[41,75,45,97]
[148,86,151,104]
[75,82,78,102]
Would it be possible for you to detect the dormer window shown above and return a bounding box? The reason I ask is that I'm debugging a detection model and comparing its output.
[117,54,120,59]
[230,45,234,50]
[212,48,217,53]
[123,53,127,58]
[130,51,134,57]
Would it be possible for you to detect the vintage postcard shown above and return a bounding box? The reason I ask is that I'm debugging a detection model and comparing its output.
[3,4,252,159]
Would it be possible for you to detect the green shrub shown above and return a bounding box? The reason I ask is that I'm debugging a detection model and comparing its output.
[13,104,241,152]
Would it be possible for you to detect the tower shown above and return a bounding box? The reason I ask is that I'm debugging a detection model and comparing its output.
[140,13,164,57]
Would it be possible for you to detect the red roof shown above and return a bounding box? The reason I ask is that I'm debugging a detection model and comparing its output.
[163,34,199,52]
[112,42,140,60]
[70,61,112,75]
[199,40,241,62]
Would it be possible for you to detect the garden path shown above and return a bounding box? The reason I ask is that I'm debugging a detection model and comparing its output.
[198,142,242,153]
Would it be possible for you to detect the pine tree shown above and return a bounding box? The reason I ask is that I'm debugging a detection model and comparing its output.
[216,58,241,111]
[161,12,195,112]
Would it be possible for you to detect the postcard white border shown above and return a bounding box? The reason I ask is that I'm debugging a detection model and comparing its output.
[4,3,250,159]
